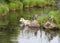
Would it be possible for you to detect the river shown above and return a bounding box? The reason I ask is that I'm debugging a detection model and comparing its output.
[0,7,60,43]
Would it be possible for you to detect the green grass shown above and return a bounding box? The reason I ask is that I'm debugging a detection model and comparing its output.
[37,16,49,25]
[9,0,20,2]
[36,0,47,7]
[23,0,30,7]
[37,11,60,29]
[9,1,23,11]
[29,0,36,7]
[0,4,9,15]
[0,0,56,12]
[47,0,55,5]
[22,0,55,8]
[47,11,60,28]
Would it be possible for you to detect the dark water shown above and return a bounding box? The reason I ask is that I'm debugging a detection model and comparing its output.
[0,8,60,43]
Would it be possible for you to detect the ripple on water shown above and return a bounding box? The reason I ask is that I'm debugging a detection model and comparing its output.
[14,26,60,43]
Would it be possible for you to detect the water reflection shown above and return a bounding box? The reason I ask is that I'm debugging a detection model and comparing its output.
[18,26,39,38]
[16,26,60,43]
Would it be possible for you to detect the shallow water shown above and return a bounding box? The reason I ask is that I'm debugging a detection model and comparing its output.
[10,26,60,43]
[0,8,60,43]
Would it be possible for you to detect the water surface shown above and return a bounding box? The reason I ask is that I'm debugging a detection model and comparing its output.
[0,8,60,43]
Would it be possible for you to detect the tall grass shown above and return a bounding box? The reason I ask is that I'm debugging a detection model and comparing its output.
[0,0,56,12]
[0,4,9,16]
[22,0,55,8]
[29,0,36,7]
[36,0,47,7]
[9,1,23,11]
[47,0,55,6]
[23,0,30,8]
[9,0,20,2]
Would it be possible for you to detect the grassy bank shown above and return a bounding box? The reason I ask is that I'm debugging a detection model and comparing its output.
[0,0,56,15]
[9,1,23,11]
[0,4,9,16]
[0,0,55,10]
[37,10,60,29]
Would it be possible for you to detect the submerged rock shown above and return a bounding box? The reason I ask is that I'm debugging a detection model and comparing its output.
[42,15,59,30]
[42,21,58,30]
[28,20,40,28]
[20,18,40,28]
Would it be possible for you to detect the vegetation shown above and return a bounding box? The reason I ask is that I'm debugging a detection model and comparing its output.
[36,0,47,7]
[47,0,55,6]
[37,16,48,25]
[9,1,23,11]
[0,0,56,12]
[37,11,60,29]
[0,4,9,16]
[48,11,60,28]
[0,0,60,29]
